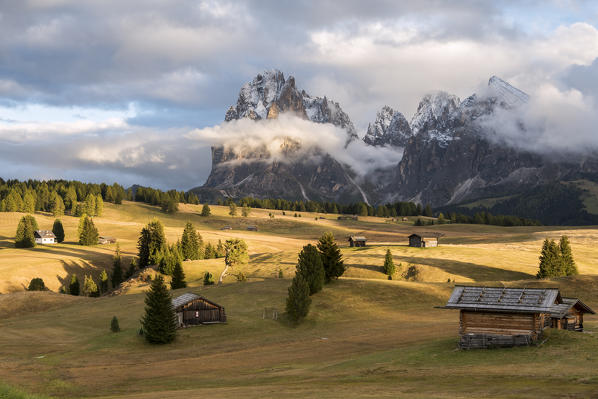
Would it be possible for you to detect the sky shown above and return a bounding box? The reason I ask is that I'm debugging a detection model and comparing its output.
[1,0,598,189]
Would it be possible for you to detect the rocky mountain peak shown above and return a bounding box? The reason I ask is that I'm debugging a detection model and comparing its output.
[487,76,529,108]
[363,105,412,147]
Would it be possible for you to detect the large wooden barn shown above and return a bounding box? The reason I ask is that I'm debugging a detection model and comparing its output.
[172,293,227,328]
[443,286,594,349]
[348,236,367,247]
[408,233,438,248]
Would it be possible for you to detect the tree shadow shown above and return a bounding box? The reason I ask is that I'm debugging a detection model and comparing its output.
[57,259,103,292]
[0,235,13,249]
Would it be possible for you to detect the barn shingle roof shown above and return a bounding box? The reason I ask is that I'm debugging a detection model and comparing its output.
[349,236,367,241]
[172,293,201,309]
[444,286,561,313]
[550,297,595,318]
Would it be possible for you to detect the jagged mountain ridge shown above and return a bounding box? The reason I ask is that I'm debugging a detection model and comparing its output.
[193,72,598,223]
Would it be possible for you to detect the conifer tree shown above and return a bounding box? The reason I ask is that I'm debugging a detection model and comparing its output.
[83,275,99,297]
[358,203,368,216]
[228,202,237,217]
[140,275,177,344]
[537,239,561,278]
[296,244,325,295]
[180,222,200,260]
[137,219,166,267]
[112,244,124,287]
[99,269,109,293]
[79,216,99,245]
[65,188,78,212]
[204,242,215,259]
[383,249,396,276]
[22,192,36,213]
[51,192,65,216]
[203,271,215,285]
[216,239,225,258]
[84,194,96,216]
[52,219,65,243]
[317,232,345,282]
[78,213,87,235]
[125,258,138,279]
[15,215,37,248]
[27,277,46,291]
[110,316,120,332]
[557,236,578,276]
[201,204,211,217]
[242,205,251,217]
[69,274,80,296]
[170,259,187,289]
[286,273,311,323]
[95,194,104,216]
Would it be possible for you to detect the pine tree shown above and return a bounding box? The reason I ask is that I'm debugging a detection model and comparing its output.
[125,258,138,279]
[78,214,87,235]
[65,188,78,212]
[201,204,211,217]
[52,219,65,243]
[137,219,166,267]
[27,277,46,291]
[296,244,325,295]
[216,239,225,258]
[204,242,215,259]
[181,222,200,260]
[112,244,124,287]
[110,316,120,332]
[15,215,36,248]
[286,273,311,323]
[79,216,99,245]
[69,274,80,296]
[203,271,215,285]
[242,205,251,217]
[358,203,368,217]
[317,232,345,282]
[559,236,578,276]
[100,269,109,293]
[424,204,433,217]
[84,194,96,216]
[50,192,65,216]
[140,275,177,344]
[22,192,36,213]
[537,239,561,278]
[83,275,99,297]
[170,259,187,289]
[383,249,396,276]
[229,202,237,217]
[95,194,104,216]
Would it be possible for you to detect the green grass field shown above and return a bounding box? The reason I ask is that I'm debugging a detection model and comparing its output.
[1,202,598,398]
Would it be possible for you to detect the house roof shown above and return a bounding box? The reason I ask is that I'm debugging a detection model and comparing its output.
[444,286,561,313]
[171,293,224,310]
[409,233,439,240]
[349,236,367,241]
[34,230,56,239]
[550,297,596,318]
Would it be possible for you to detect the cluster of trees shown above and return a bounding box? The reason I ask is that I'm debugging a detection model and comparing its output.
[413,211,539,227]
[14,216,66,248]
[537,236,578,278]
[286,232,345,323]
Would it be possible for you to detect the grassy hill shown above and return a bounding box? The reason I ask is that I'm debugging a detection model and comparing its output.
[1,202,598,397]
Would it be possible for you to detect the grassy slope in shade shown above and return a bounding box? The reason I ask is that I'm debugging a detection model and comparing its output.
[0,201,598,397]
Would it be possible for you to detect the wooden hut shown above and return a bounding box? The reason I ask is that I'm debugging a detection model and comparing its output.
[348,236,367,247]
[98,236,117,244]
[408,233,438,248]
[172,293,226,328]
[550,297,595,331]
[443,286,595,349]
[246,225,258,231]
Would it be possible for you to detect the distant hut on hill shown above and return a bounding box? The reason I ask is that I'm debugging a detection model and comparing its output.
[172,293,226,328]
[442,286,595,349]
[348,236,367,247]
[98,236,117,245]
[408,233,439,248]
[246,225,258,231]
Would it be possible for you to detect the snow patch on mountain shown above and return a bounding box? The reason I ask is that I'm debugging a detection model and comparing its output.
[363,105,412,147]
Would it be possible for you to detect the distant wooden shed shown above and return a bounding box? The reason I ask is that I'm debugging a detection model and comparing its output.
[348,236,367,247]
[246,225,258,231]
[172,293,226,328]
[98,236,117,245]
[443,286,595,349]
[408,233,438,248]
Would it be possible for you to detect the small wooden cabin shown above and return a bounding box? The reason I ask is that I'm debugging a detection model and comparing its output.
[246,225,258,231]
[172,293,226,328]
[550,297,595,331]
[34,230,56,245]
[443,286,595,349]
[408,233,438,248]
[98,236,117,245]
[348,236,367,247]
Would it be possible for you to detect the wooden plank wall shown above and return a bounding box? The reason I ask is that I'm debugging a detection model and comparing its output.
[460,311,544,337]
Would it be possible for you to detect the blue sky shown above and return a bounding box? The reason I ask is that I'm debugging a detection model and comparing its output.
[0,0,597,189]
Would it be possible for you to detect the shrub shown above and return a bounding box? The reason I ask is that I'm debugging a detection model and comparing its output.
[110,316,120,332]
[203,271,215,285]
[27,278,46,291]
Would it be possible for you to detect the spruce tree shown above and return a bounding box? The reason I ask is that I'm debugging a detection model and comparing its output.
[216,239,225,258]
[51,192,65,217]
[383,249,396,276]
[110,316,120,332]
[52,219,65,243]
[79,216,99,245]
[229,202,237,217]
[170,259,187,289]
[181,222,200,260]
[15,215,36,248]
[83,275,99,297]
[84,193,96,216]
[317,232,345,282]
[137,219,166,267]
[27,277,46,291]
[559,236,578,276]
[69,274,80,296]
[201,204,211,217]
[296,244,325,295]
[95,194,104,216]
[204,242,215,259]
[22,192,36,213]
[141,275,177,344]
[537,239,561,278]
[286,273,311,323]
[99,269,109,293]
[125,258,138,279]
[65,188,78,212]
[112,244,124,287]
